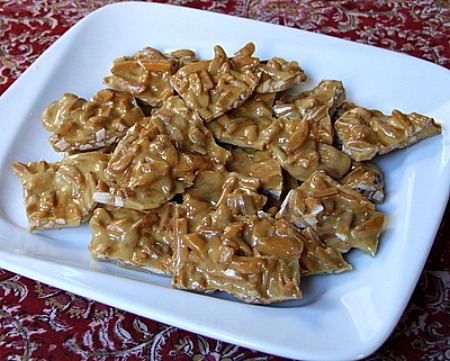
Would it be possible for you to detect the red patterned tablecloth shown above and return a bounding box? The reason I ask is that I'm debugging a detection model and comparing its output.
[0,1,449,360]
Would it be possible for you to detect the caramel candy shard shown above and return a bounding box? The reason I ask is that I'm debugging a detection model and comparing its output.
[146,96,231,164]
[89,203,178,276]
[41,89,145,153]
[334,101,358,120]
[206,92,276,150]
[215,185,267,219]
[340,161,385,204]
[170,43,261,122]
[104,47,197,107]
[256,57,306,93]
[183,168,234,207]
[94,132,213,210]
[183,167,265,231]
[277,171,385,256]
[334,107,442,161]
[172,208,304,304]
[227,148,284,199]
[273,80,346,145]
[12,152,110,232]
[264,116,351,181]
[181,195,213,233]
[299,227,352,276]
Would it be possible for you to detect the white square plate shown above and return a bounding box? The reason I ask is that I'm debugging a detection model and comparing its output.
[0,3,449,360]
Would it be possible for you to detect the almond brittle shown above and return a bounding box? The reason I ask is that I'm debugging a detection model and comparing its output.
[12,152,110,231]
[206,92,276,150]
[264,116,351,181]
[145,95,231,164]
[299,227,352,276]
[334,107,442,161]
[256,57,306,93]
[277,171,385,256]
[170,43,262,122]
[89,203,179,276]
[227,147,284,199]
[172,206,304,304]
[339,161,385,204]
[41,89,145,153]
[104,47,197,107]
[94,132,213,210]
[273,80,346,145]
[12,42,444,305]
[184,167,262,207]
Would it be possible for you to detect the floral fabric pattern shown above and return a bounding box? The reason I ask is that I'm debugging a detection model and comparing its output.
[1,1,449,360]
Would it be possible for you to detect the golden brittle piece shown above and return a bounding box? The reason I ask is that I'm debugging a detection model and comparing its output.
[104,47,197,107]
[185,167,262,207]
[89,203,179,276]
[12,152,110,232]
[256,57,306,93]
[334,107,442,161]
[172,205,304,304]
[182,167,265,231]
[206,92,276,150]
[264,116,351,181]
[214,185,267,218]
[339,161,385,204]
[227,147,284,199]
[273,80,346,145]
[170,43,261,122]
[145,96,231,164]
[277,171,385,256]
[183,168,267,225]
[299,227,352,276]
[94,132,213,210]
[181,195,213,233]
[41,89,145,153]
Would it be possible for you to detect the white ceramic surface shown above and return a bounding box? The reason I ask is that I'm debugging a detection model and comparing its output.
[0,3,449,361]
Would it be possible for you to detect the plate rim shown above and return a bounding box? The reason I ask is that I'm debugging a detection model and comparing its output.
[0,2,449,360]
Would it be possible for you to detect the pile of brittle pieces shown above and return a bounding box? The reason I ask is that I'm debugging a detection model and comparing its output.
[12,43,442,304]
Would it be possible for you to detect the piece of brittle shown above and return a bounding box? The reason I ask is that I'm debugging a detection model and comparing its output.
[104,47,197,107]
[299,227,352,276]
[170,43,262,122]
[181,195,213,233]
[145,96,231,164]
[206,92,276,150]
[93,132,213,210]
[172,205,304,304]
[12,152,110,232]
[264,116,351,181]
[89,202,179,276]
[277,171,385,256]
[227,147,284,199]
[182,167,265,231]
[334,107,442,161]
[41,89,145,153]
[273,80,346,145]
[339,161,385,204]
[184,167,262,207]
[256,57,306,93]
